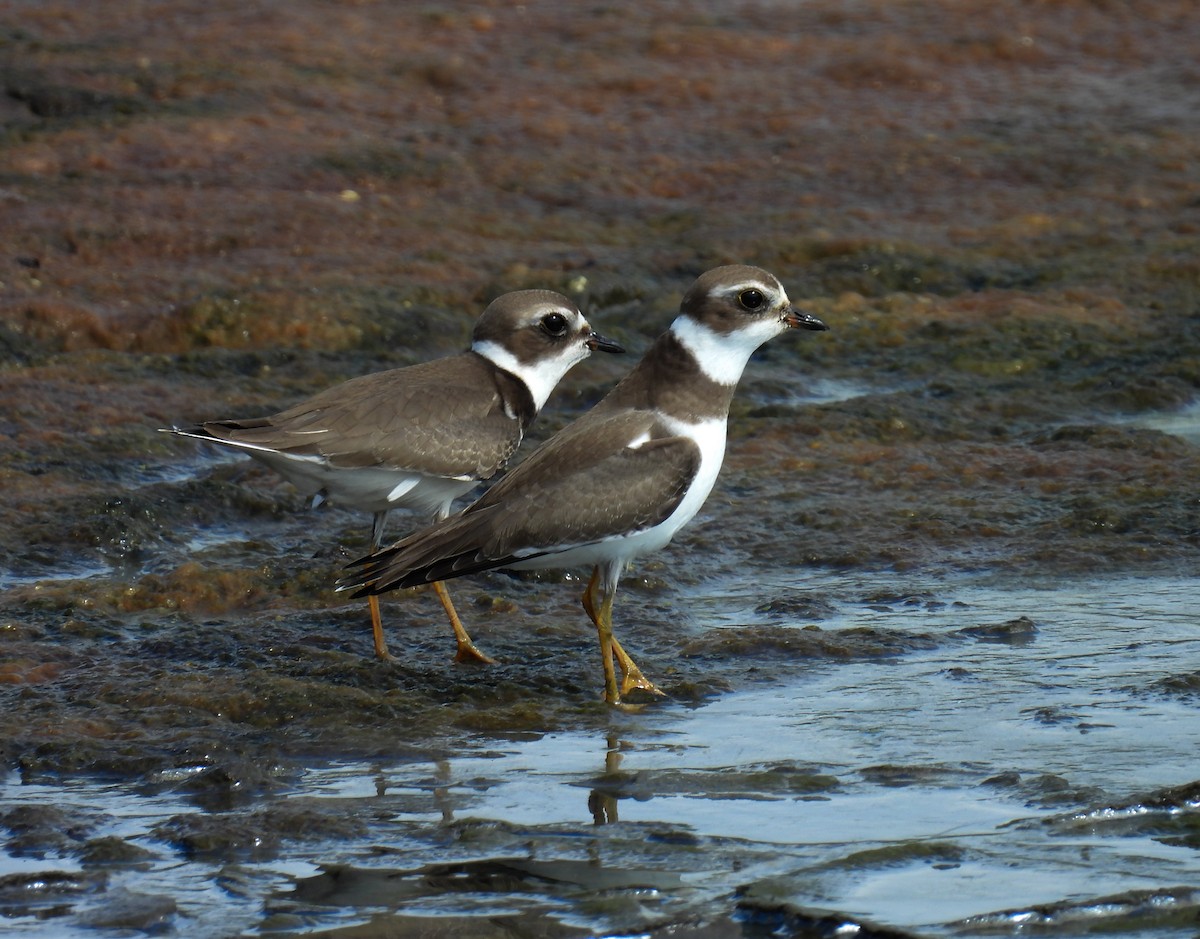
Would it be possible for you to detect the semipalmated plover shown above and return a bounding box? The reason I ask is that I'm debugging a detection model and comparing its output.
[342,266,828,703]
[165,290,624,661]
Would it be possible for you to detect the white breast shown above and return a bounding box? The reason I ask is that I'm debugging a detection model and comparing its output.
[645,414,728,548]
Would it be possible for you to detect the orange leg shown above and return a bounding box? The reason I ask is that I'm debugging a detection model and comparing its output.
[368,594,392,661]
[596,588,620,705]
[433,580,496,664]
[367,510,494,665]
[366,582,494,664]
[581,566,602,623]
[580,566,665,702]
[366,512,395,661]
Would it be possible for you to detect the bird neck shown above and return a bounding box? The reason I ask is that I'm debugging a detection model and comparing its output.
[602,329,737,423]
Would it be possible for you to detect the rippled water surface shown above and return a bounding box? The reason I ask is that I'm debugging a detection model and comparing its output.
[4,571,1198,937]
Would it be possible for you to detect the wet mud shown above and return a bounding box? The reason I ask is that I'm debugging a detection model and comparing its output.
[2,0,1200,936]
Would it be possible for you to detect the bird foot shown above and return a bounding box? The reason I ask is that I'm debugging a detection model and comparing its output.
[454,641,497,665]
[620,669,666,698]
[612,645,666,697]
[599,671,667,708]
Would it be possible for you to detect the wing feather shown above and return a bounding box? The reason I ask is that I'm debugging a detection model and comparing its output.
[187,355,526,480]
[343,410,701,592]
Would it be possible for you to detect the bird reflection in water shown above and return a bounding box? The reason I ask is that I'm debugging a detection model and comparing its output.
[588,733,626,825]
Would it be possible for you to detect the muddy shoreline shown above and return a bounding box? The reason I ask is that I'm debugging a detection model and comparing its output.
[2,1,1199,935]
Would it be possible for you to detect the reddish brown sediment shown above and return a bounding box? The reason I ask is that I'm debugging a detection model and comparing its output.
[0,0,1198,765]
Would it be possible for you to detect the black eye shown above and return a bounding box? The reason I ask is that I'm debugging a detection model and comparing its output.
[540,312,569,337]
[738,288,766,310]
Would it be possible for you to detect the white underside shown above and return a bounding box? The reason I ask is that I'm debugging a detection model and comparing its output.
[505,414,728,576]
[181,432,477,516]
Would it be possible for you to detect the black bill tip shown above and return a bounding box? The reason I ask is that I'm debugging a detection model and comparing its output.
[784,308,829,331]
[586,331,626,353]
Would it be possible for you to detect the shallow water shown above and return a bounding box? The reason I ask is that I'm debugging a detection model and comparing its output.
[4,570,1197,937]
[1129,403,1200,447]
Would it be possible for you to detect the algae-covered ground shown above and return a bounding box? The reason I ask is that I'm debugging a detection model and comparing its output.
[1,1,1199,936]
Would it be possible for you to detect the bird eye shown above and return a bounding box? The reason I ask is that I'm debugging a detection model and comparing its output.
[540,312,569,336]
[738,288,766,311]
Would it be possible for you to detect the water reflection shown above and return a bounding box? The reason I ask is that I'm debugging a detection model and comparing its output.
[432,759,456,823]
[4,573,1200,935]
[587,733,624,825]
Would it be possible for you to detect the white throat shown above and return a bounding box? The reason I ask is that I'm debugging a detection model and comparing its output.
[472,339,586,412]
[669,315,783,386]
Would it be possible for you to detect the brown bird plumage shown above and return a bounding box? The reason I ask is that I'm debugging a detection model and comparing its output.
[344,265,829,703]
[165,289,624,662]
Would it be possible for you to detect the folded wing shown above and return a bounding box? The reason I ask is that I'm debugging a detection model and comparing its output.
[343,410,701,592]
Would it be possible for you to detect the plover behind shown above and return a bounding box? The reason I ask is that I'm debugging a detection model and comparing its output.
[165,290,624,662]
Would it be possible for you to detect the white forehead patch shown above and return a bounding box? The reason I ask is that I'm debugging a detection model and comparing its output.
[521,303,581,328]
[712,276,785,305]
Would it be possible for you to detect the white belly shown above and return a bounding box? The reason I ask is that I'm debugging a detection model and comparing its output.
[251,450,478,517]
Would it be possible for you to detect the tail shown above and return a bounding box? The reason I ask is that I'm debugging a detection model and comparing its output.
[338,503,540,597]
[159,423,215,439]
[159,419,285,456]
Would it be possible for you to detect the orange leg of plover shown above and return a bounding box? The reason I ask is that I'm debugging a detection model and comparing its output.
[433,579,496,664]
[581,566,665,701]
[368,594,392,660]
